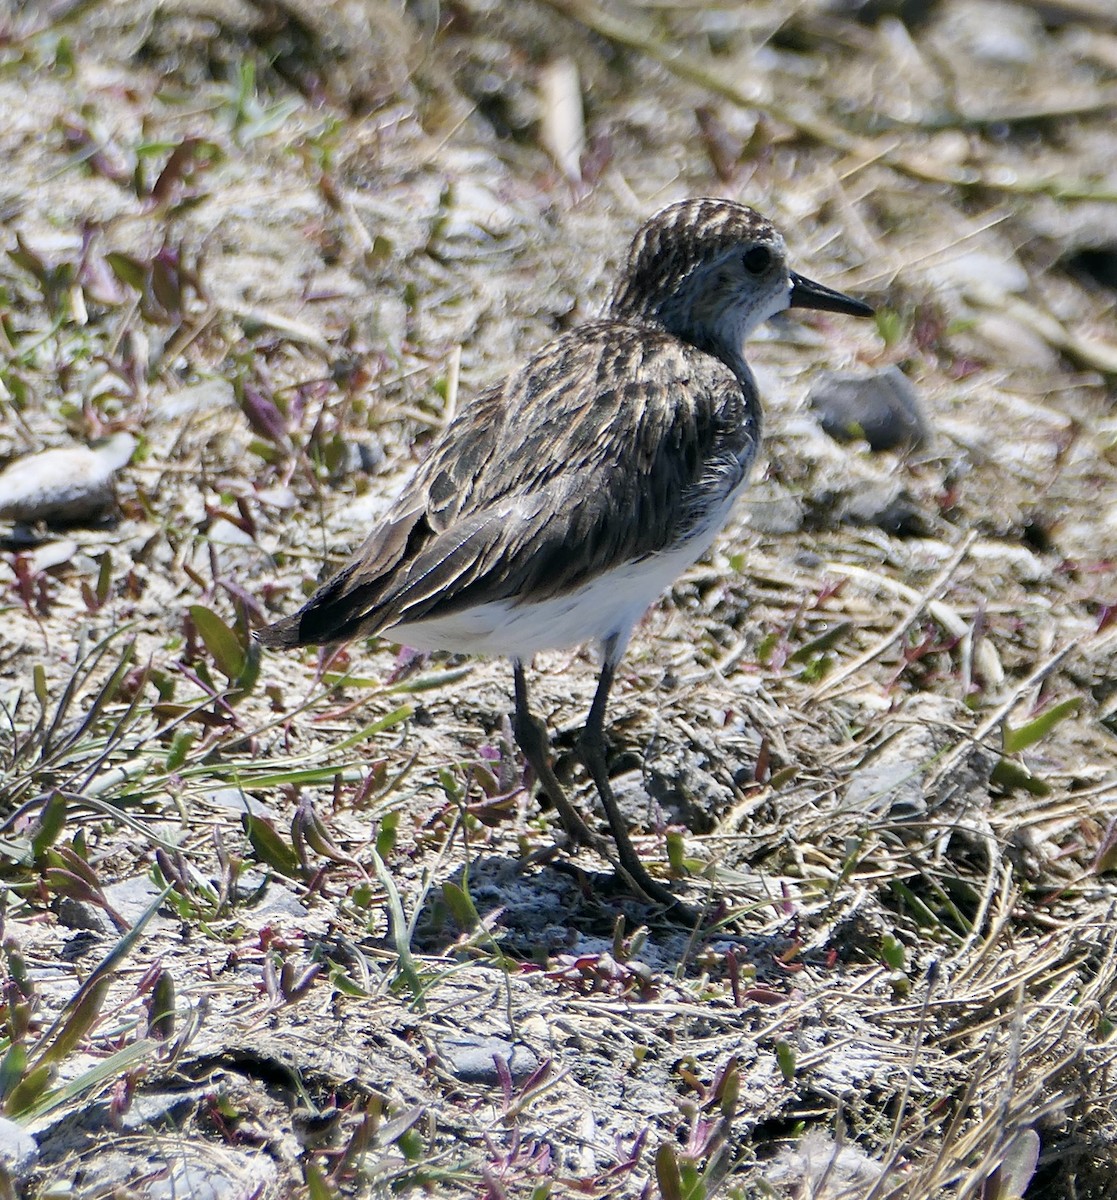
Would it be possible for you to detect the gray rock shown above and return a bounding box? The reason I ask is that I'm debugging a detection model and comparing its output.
[809,367,929,452]
[118,1088,208,1131]
[438,1034,540,1085]
[844,762,927,820]
[835,480,927,536]
[151,378,234,421]
[743,492,806,535]
[206,786,276,819]
[56,897,111,934]
[148,1152,277,1200]
[58,875,179,937]
[60,930,103,961]
[0,433,134,524]
[333,437,386,480]
[610,756,737,836]
[232,870,310,919]
[247,882,310,920]
[102,875,178,926]
[610,769,662,831]
[0,1115,38,1179]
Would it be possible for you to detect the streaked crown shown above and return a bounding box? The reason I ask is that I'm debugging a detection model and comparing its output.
[611,200,778,305]
[607,198,790,365]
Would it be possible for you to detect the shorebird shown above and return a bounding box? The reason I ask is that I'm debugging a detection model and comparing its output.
[258,198,873,912]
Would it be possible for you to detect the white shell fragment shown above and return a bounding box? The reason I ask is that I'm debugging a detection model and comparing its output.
[0,433,135,524]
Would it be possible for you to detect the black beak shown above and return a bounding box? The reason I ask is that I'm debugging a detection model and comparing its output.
[789,270,874,318]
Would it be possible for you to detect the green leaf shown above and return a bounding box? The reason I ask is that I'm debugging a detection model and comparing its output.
[332,705,412,751]
[148,969,176,1041]
[54,845,102,890]
[789,621,853,663]
[3,1062,54,1116]
[376,810,400,857]
[881,933,906,972]
[718,1060,740,1119]
[3,944,30,1001]
[105,251,148,291]
[165,731,195,772]
[369,846,425,1004]
[232,638,261,695]
[889,879,944,930]
[874,306,909,348]
[775,1039,796,1082]
[1003,698,1081,754]
[755,632,779,666]
[189,604,247,680]
[666,829,688,877]
[0,1043,28,1102]
[769,765,797,789]
[31,793,67,861]
[43,867,101,906]
[990,758,1051,797]
[294,798,353,865]
[243,814,303,878]
[322,672,382,689]
[678,1160,704,1200]
[386,665,474,694]
[655,1143,684,1200]
[39,975,111,1066]
[375,1102,425,1159]
[18,1040,156,1122]
[305,1161,332,1200]
[327,962,370,998]
[437,766,462,802]
[95,550,113,607]
[441,882,479,932]
[396,1127,425,1162]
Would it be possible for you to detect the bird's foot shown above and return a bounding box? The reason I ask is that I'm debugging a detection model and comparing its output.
[576,729,700,922]
[512,708,600,849]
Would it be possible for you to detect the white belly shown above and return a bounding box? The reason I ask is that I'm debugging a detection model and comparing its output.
[388,492,740,661]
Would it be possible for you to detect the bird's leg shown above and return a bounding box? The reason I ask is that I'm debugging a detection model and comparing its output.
[576,649,690,914]
[511,660,598,849]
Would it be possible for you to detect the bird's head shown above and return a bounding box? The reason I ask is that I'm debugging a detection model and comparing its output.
[608,198,872,366]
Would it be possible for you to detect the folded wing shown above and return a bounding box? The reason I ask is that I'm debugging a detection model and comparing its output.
[257,322,753,649]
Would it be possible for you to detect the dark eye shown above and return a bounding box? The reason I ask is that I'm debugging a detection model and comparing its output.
[743,245,771,274]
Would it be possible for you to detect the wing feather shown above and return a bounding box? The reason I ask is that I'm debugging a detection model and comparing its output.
[258,320,757,648]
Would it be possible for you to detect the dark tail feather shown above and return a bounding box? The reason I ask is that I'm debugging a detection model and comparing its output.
[257,508,429,651]
[255,563,384,650]
[254,611,306,650]
[255,603,376,650]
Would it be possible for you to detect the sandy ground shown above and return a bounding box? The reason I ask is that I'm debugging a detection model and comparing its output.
[2,1,1117,1196]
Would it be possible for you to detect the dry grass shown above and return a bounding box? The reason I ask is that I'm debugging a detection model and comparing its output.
[1,0,1116,1197]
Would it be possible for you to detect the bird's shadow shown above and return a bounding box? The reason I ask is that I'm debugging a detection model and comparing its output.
[411,851,654,955]
[410,852,791,981]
